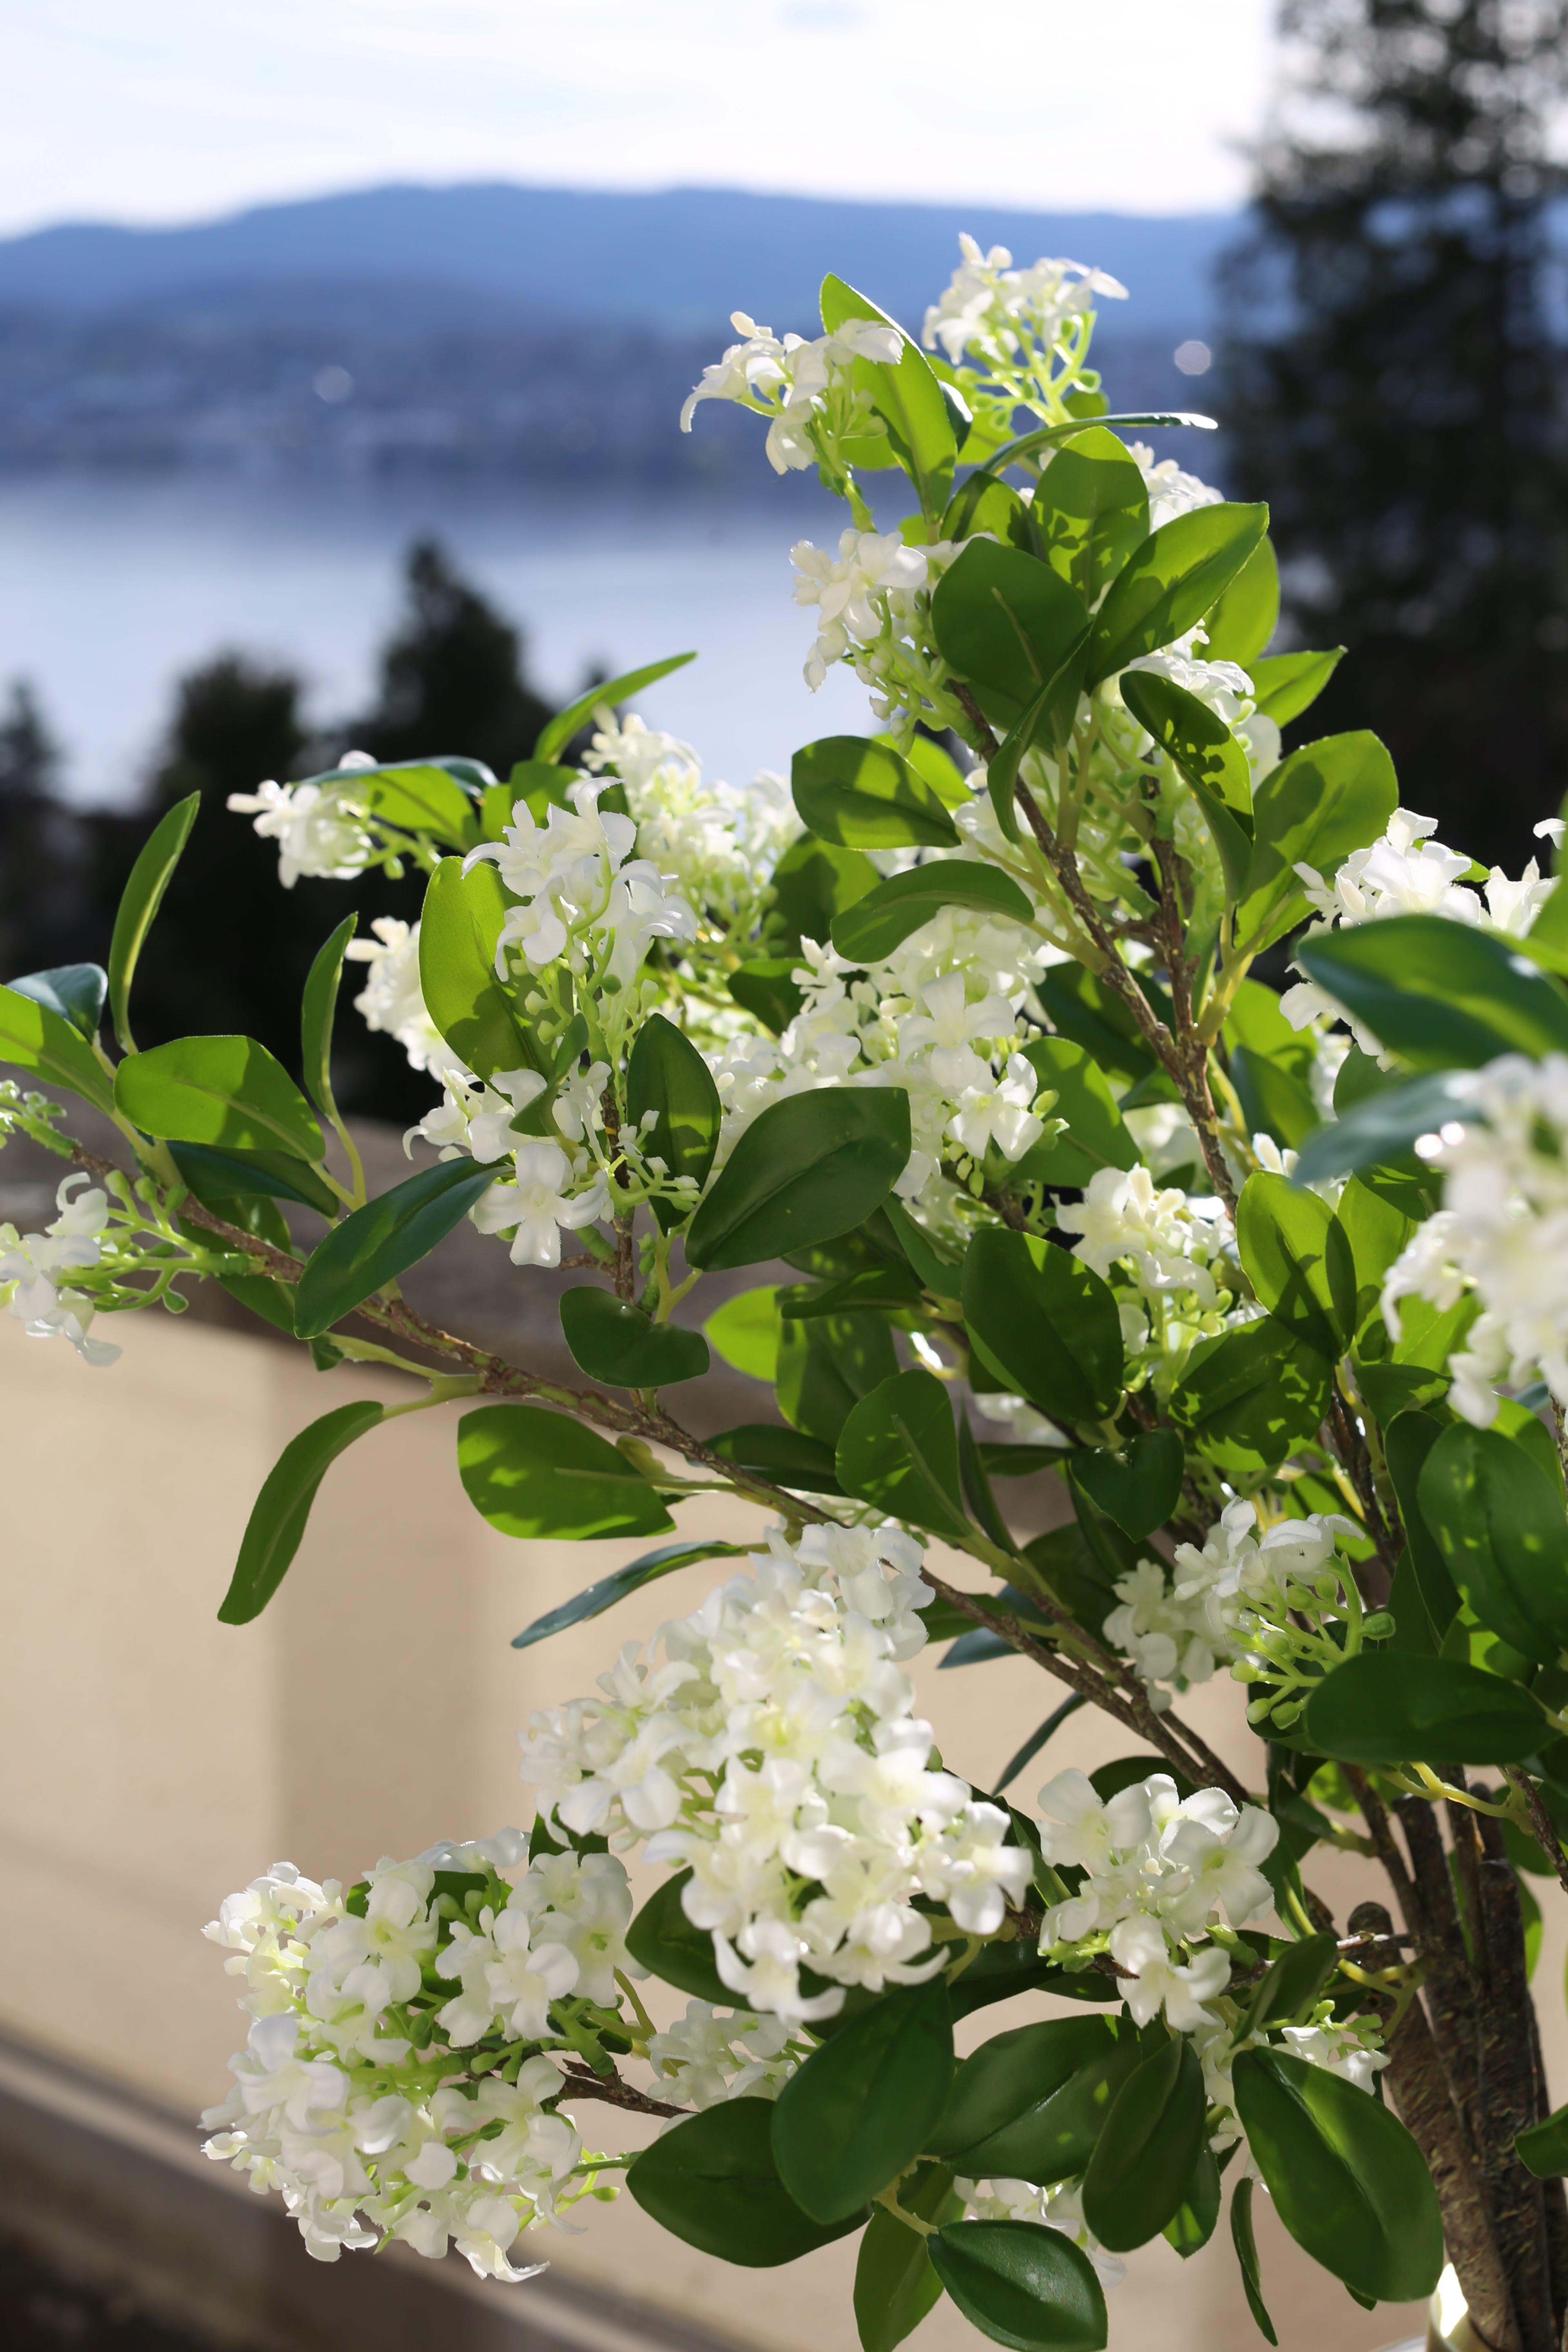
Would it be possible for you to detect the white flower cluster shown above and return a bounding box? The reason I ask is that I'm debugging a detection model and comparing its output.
[1102,1501,1365,1724]
[520,1521,1033,2027]
[582,714,800,935]
[227,750,379,887]
[0,1175,120,1365]
[468,777,697,993]
[679,310,904,474]
[645,2000,800,2111]
[1035,1768,1277,2029]
[200,1835,626,2274]
[791,527,960,710]
[922,238,1127,370]
[1056,1165,1238,1393]
[1382,1051,1568,1426]
[346,916,469,1080]
[1122,440,1223,535]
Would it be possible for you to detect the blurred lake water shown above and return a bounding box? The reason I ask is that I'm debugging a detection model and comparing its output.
[0,466,876,805]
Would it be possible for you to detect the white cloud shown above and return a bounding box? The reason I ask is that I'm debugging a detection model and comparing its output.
[0,0,1273,234]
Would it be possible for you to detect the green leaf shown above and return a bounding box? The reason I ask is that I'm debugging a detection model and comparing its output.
[899,733,971,807]
[7,962,107,1042]
[781,1264,926,1319]
[116,1035,323,1158]
[1069,1430,1185,1541]
[625,1871,735,2005]
[1234,732,1398,953]
[703,1286,782,1381]
[772,1977,953,2223]
[626,1013,722,1232]
[1240,1930,1341,2037]
[217,1400,385,1623]
[855,2161,960,2352]
[706,1422,844,1494]
[107,791,199,1054]
[1083,503,1269,685]
[962,1228,1124,1427]
[727,959,804,1036]
[1163,2144,1222,2259]
[835,1368,972,1540]
[1014,1036,1138,1186]
[765,835,879,952]
[1333,1172,1419,1336]
[352,763,480,851]
[685,1087,911,1271]
[0,980,116,1116]
[535,651,697,765]
[168,1142,336,1218]
[511,1540,747,1650]
[1292,1069,1473,1189]
[780,1303,900,1443]
[792,735,959,851]
[929,2016,1118,2165]
[995,1693,1089,1795]
[1036,964,1169,1092]
[928,2221,1107,2352]
[1203,535,1280,665]
[293,1156,496,1337]
[457,1403,674,1540]
[1418,1423,1568,1664]
[1170,1316,1332,1482]
[300,915,358,1126]
[1248,648,1343,727]
[935,2022,1151,2183]
[982,629,1091,844]
[1030,428,1151,606]
[1081,2033,1206,2252]
[558,1287,709,1388]
[1303,1653,1545,1764]
[628,2097,864,2267]
[419,857,536,1082]
[1230,2177,1278,2345]
[829,860,1034,964]
[1299,914,1568,1069]
[1383,1411,1459,1642]
[930,539,1089,733]
[1517,2103,1568,2179]
[821,276,958,521]
[1120,669,1253,895]
[1236,1171,1352,1363]
[1232,2047,1443,2304]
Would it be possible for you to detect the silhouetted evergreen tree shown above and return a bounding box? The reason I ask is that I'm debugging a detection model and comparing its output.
[1220,0,1568,870]
[0,678,86,982]
[351,538,555,775]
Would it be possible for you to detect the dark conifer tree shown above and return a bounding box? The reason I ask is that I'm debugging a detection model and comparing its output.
[1220,0,1568,870]
[351,538,555,775]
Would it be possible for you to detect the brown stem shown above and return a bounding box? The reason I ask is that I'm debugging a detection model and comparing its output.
[556,2065,684,2121]
[1401,1796,1486,2156]
[1474,1805,1555,2352]
[1506,1768,1568,1901]
[1327,1390,1398,1596]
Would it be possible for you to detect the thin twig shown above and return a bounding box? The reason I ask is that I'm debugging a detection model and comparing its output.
[1505,1768,1568,1901]
[556,2065,684,2121]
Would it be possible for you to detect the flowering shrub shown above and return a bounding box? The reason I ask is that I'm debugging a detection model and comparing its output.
[11,235,1568,2352]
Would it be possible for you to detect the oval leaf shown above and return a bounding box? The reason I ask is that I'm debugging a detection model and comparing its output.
[301,915,358,1124]
[626,1870,737,2007]
[626,1012,722,1232]
[559,1286,709,1388]
[512,1539,747,1650]
[962,1228,1124,1427]
[938,2025,1151,2183]
[1236,1170,1351,1363]
[0,979,116,1115]
[1299,914,1568,1070]
[218,1400,385,1624]
[628,2097,862,2267]
[1303,1652,1545,1764]
[108,792,199,1054]
[457,1402,674,1539]
[294,1156,497,1337]
[771,1978,955,2223]
[1417,1423,1568,1663]
[929,2016,1118,2163]
[928,2221,1107,2352]
[1069,1430,1185,1542]
[1084,503,1269,685]
[929,539,1090,729]
[686,1088,911,1271]
[835,1367,971,1540]
[535,651,697,765]
[7,962,107,1042]
[115,1034,323,1158]
[793,734,959,850]
[419,857,537,1082]
[855,2162,960,2352]
[1081,2033,1206,2252]
[830,861,1035,965]
[706,1422,844,1495]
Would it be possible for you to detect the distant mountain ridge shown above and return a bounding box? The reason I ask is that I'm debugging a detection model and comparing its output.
[0,183,1234,341]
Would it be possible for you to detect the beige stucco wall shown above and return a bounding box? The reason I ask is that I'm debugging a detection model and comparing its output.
[0,1307,1511,2350]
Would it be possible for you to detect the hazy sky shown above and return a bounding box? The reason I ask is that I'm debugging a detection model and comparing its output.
[3,0,1276,236]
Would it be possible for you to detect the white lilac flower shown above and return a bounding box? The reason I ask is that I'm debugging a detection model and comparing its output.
[466,777,696,988]
[345,916,470,1082]
[922,238,1127,369]
[680,312,904,474]
[646,2000,799,2110]
[584,715,800,928]
[471,1139,609,1269]
[1123,440,1222,532]
[0,1176,120,1366]
[1056,1165,1232,1314]
[227,762,377,888]
[791,528,949,695]
[520,1521,1033,2026]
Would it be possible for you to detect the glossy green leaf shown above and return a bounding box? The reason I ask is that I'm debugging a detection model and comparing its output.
[1236,1171,1352,1363]
[707,1421,844,1494]
[982,630,1091,843]
[1240,1931,1341,2038]
[457,1403,674,1540]
[821,276,958,520]
[962,1227,1124,1427]
[899,732,971,808]
[169,1142,336,1217]
[855,2161,960,2352]
[116,1035,323,1158]
[1015,1036,1138,1186]
[1291,1068,1473,1189]
[1224,979,1320,1152]
[625,1871,735,2005]
[1232,2047,1443,2303]
[703,1286,782,1381]
[1418,1423,1568,1663]
[830,860,1034,964]
[419,857,536,1082]
[1069,1430,1185,1541]
[1120,669,1253,895]
[1170,1316,1332,1481]
[995,1693,1089,1795]
[793,734,959,850]
[1517,2103,1568,2180]
[1083,502,1268,685]
[928,2221,1107,2352]
[511,1540,746,1650]
[835,1368,971,1540]
[293,1156,495,1336]
[0,980,116,1115]
[939,2023,1151,2183]
[781,1263,925,1319]
[217,1400,385,1623]
[1082,2034,1205,2252]
[628,2097,864,2267]
[1031,428,1150,606]
[1203,535,1280,664]
[930,2016,1118,2165]
[1383,1410,1459,1643]
[300,915,358,1125]
[7,962,107,1042]
[1036,963,1171,1093]
[1303,1652,1545,1764]
[685,1087,910,1270]
[535,651,697,765]
[352,763,480,850]
[727,959,803,1035]
[1234,732,1398,953]
[626,1012,722,1232]
[778,1301,899,1444]
[1163,2145,1222,2259]
[772,1978,953,2223]
[929,539,1089,732]
[1230,2177,1278,2345]
[107,791,199,1054]
[1299,914,1568,1070]
[559,1287,709,1388]
[766,835,879,952]
[1248,647,1343,726]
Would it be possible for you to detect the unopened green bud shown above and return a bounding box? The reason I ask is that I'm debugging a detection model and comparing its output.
[1363,1612,1394,1639]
